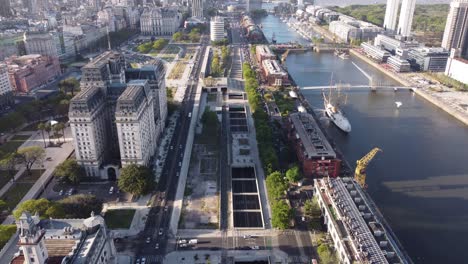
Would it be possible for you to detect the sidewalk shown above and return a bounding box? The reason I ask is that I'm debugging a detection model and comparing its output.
[163,249,289,264]
[0,168,25,198]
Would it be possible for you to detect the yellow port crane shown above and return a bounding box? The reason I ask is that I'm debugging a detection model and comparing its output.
[354,148,382,189]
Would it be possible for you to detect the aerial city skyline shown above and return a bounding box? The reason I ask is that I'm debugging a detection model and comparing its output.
[0,0,467,263]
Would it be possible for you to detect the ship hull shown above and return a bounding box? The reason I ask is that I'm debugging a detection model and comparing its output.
[325,106,352,133]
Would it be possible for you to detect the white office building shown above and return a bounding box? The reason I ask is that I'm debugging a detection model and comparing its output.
[116,81,156,166]
[383,0,399,31]
[442,0,468,60]
[23,31,58,58]
[210,16,225,42]
[0,63,13,110]
[397,0,416,38]
[140,7,182,36]
[192,0,203,18]
[361,42,391,62]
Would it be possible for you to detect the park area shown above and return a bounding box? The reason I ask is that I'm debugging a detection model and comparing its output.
[104,209,136,229]
[0,169,44,213]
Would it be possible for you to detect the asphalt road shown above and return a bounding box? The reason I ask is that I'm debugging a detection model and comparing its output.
[135,36,209,264]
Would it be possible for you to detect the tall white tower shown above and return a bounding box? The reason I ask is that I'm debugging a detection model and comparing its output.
[192,0,203,18]
[397,0,417,38]
[442,0,468,59]
[383,0,399,31]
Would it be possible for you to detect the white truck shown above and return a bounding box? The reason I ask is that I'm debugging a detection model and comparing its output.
[188,239,198,245]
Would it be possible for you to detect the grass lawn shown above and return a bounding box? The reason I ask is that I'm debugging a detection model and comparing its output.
[0,182,34,211]
[104,209,136,229]
[0,170,16,191]
[168,62,186,80]
[0,135,31,159]
[19,169,44,183]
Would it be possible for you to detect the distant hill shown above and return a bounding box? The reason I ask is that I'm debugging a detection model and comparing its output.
[329,4,449,46]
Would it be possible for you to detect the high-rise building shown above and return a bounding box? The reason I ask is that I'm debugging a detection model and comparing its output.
[442,0,468,60]
[69,51,167,179]
[383,0,399,31]
[192,0,203,18]
[0,0,11,17]
[210,16,225,42]
[397,0,416,38]
[246,0,262,12]
[0,64,13,110]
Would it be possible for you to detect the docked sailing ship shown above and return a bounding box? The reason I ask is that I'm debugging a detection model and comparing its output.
[323,88,352,133]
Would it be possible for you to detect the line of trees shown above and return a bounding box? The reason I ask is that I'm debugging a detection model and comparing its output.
[13,195,103,220]
[0,92,72,134]
[0,146,46,176]
[172,28,201,43]
[136,39,169,53]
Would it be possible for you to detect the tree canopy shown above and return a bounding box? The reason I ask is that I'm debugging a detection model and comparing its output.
[152,39,168,50]
[271,200,292,229]
[285,165,302,183]
[54,159,84,184]
[118,164,154,196]
[58,77,80,96]
[16,146,45,174]
[266,171,288,200]
[13,198,54,219]
[59,194,103,218]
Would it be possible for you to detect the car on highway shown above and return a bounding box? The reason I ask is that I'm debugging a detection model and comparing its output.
[251,245,260,250]
[155,243,159,249]
[164,206,168,212]
[158,228,163,235]
[141,258,146,264]
[146,237,151,243]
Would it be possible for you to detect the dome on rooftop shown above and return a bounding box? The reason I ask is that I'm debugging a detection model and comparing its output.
[83,211,105,229]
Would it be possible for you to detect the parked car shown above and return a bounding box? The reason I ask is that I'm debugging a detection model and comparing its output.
[67,188,75,196]
[146,237,151,243]
[158,228,163,235]
[155,243,159,249]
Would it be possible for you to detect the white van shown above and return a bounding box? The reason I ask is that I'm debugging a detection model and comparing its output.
[109,186,114,194]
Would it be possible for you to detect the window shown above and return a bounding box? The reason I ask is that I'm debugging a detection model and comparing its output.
[30,258,35,263]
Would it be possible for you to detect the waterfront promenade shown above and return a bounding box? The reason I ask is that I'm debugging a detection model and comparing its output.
[350,49,468,126]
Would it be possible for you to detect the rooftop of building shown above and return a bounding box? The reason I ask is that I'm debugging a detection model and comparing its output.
[84,51,123,69]
[289,112,336,159]
[256,45,275,57]
[261,59,288,76]
[315,177,409,264]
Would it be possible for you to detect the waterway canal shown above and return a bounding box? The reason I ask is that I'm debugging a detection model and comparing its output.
[257,14,468,264]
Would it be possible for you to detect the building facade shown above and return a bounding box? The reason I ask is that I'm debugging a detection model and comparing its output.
[287,113,341,178]
[445,52,468,84]
[397,0,416,38]
[210,16,225,42]
[6,54,61,93]
[23,32,58,58]
[408,47,449,72]
[260,59,290,86]
[69,51,167,179]
[361,42,391,62]
[442,0,468,60]
[0,63,13,111]
[140,7,182,36]
[246,0,261,12]
[13,212,116,264]
[383,0,399,31]
[0,0,11,17]
[255,45,276,63]
[192,0,203,18]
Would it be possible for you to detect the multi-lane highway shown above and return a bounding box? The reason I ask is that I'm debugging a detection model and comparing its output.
[134,37,209,264]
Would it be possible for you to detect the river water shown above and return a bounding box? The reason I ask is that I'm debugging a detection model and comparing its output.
[257,14,468,264]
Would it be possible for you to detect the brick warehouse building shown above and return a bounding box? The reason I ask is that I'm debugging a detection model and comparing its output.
[287,112,341,178]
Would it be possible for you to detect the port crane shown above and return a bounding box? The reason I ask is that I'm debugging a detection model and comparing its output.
[354,148,382,188]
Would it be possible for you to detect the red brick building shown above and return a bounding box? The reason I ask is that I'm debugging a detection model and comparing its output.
[5,54,61,93]
[261,59,290,87]
[255,45,276,64]
[287,112,341,178]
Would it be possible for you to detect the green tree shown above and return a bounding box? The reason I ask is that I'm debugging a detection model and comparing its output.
[317,243,338,264]
[45,204,66,218]
[16,146,45,175]
[304,197,321,218]
[189,29,201,42]
[37,123,47,148]
[152,39,168,50]
[137,42,153,53]
[266,171,288,200]
[285,165,302,183]
[59,194,103,218]
[271,200,292,229]
[0,225,17,249]
[54,159,83,184]
[118,164,154,196]
[172,32,183,41]
[44,122,52,145]
[13,198,52,219]
[0,153,20,182]
[0,200,7,211]
[58,78,80,96]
